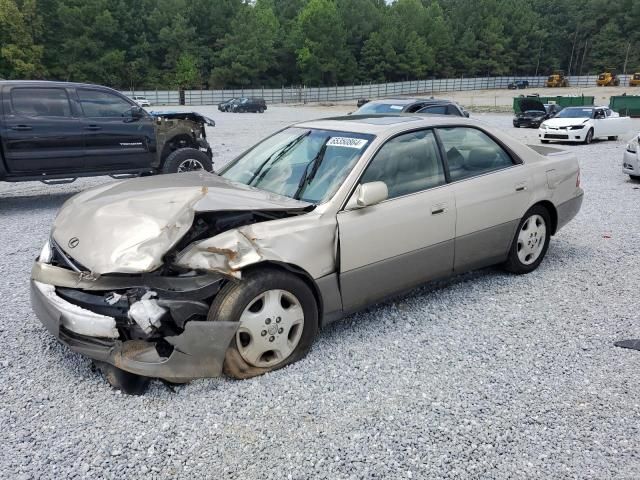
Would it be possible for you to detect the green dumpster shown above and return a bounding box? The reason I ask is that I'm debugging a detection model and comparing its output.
[513,95,595,113]
[609,96,640,117]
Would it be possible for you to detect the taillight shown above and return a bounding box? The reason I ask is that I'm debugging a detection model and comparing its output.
[576,169,581,188]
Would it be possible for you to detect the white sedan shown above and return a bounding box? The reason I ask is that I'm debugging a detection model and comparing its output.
[131,95,151,108]
[623,132,640,180]
[538,106,630,144]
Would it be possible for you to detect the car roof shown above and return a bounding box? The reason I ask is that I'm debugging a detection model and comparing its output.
[363,97,451,106]
[0,80,117,89]
[295,114,475,135]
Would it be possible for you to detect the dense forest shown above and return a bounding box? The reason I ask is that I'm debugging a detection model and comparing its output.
[1,0,639,89]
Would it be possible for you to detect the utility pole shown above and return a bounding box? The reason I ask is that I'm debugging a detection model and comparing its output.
[534,39,543,78]
[568,30,578,76]
[623,42,632,74]
[579,39,588,76]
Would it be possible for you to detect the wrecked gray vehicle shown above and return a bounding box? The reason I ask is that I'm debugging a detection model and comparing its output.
[31,115,583,392]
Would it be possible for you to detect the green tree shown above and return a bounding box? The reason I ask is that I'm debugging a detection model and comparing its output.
[292,0,356,85]
[0,0,45,78]
[210,0,280,87]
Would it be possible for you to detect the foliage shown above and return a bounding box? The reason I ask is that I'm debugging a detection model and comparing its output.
[1,0,639,87]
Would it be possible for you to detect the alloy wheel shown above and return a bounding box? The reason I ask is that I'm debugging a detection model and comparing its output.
[516,214,547,265]
[177,159,205,172]
[235,289,305,367]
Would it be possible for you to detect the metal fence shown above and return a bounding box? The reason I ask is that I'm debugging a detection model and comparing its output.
[122,74,638,106]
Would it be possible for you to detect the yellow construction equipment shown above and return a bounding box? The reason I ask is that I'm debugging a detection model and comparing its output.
[597,69,620,86]
[546,71,568,87]
[629,73,640,87]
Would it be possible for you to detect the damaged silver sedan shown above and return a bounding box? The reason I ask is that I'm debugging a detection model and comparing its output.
[31,115,583,392]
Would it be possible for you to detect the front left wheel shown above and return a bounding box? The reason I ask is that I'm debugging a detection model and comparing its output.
[162,148,213,173]
[208,268,319,379]
[503,205,551,274]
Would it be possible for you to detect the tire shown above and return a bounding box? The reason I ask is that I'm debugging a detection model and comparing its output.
[208,268,319,379]
[541,140,550,144]
[583,128,594,145]
[162,148,213,174]
[258,107,265,113]
[503,205,551,274]
[630,175,640,181]
[608,136,618,141]
[94,361,150,395]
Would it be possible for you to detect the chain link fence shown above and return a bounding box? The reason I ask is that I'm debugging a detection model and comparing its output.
[122,75,638,106]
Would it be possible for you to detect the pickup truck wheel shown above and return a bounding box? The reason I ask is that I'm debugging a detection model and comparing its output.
[162,148,213,174]
[208,268,318,380]
[584,128,594,145]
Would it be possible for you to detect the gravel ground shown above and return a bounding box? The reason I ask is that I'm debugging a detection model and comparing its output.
[1,105,640,479]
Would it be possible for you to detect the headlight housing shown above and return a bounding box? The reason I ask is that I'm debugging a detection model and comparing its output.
[569,125,586,130]
[39,239,53,264]
[627,136,639,154]
[540,123,547,128]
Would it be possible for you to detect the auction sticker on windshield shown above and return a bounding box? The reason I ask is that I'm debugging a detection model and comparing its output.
[326,137,368,149]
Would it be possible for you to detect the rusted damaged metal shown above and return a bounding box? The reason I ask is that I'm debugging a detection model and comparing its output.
[175,213,337,279]
[50,172,311,276]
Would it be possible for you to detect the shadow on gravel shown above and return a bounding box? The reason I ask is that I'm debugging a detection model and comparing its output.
[0,191,78,214]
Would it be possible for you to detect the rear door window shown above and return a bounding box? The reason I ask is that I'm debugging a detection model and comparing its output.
[418,105,447,115]
[10,88,72,117]
[77,89,134,117]
[437,127,515,182]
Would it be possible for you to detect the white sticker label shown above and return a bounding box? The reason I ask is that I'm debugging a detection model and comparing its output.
[326,137,368,149]
[389,105,403,110]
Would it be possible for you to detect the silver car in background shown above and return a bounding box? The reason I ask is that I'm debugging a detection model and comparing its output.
[623,132,640,180]
[30,115,583,392]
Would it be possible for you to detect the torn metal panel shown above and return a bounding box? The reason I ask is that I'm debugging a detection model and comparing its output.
[51,172,311,275]
[110,321,238,381]
[175,213,338,279]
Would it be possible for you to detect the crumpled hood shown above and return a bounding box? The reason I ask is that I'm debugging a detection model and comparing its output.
[51,172,311,275]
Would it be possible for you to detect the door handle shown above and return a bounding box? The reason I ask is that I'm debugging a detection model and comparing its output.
[11,125,32,131]
[85,125,102,131]
[431,203,446,215]
[515,182,527,192]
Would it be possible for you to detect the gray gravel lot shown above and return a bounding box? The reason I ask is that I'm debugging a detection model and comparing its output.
[1,105,640,479]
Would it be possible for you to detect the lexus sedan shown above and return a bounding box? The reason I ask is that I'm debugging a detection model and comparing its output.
[31,115,583,392]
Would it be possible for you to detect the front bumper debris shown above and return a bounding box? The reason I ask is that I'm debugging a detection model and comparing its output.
[30,262,239,381]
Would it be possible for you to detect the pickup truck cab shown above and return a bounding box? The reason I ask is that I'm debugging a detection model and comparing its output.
[538,106,631,144]
[0,81,214,183]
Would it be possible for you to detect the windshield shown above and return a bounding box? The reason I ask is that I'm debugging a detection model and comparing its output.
[221,127,374,203]
[355,102,407,114]
[554,108,592,118]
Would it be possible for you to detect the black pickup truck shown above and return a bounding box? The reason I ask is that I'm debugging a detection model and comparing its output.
[0,81,214,184]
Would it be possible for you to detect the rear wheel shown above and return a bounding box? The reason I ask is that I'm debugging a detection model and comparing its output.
[209,268,319,379]
[541,139,550,144]
[258,107,265,113]
[503,205,551,274]
[162,148,213,173]
[608,136,618,141]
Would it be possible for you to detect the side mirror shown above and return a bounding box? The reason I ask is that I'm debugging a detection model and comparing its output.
[131,106,145,119]
[354,181,388,208]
